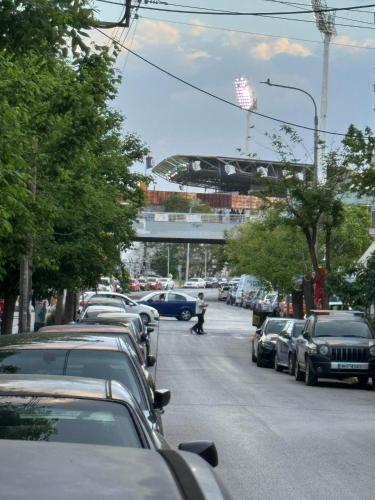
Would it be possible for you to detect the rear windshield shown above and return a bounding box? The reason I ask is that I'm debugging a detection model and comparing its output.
[265,320,288,335]
[0,397,141,447]
[314,320,374,339]
[0,350,145,409]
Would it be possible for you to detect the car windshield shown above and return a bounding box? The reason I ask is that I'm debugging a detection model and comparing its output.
[265,320,288,335]
[293,323,305,337]
[0,397,141,447]
[314,320,374,339]
[0,350,146,410]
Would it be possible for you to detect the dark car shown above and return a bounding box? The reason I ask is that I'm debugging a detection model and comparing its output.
[274,319,306,374]
[0,440,228,500]
[226,285,237,305]
[205,277,219,288]
[251,317,290,367]
[294,311,375,386]
[0,375,219,471]
[0,333,169,433]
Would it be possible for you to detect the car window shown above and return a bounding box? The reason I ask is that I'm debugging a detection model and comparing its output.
[0,350,146,410]
[265,320,288,335]
[314,320,374,339]
[292,323,305,337]
[0,397,142,448]
[168,293,187,302]
[147,293,165,302]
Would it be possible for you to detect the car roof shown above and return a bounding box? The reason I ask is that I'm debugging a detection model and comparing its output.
[0,374,135,403]
[39,324,131,335]
[0,441,231,500]
[0,332,127,352]
[84,305,124,312]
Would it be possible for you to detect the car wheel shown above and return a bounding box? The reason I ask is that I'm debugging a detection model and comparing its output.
[288,354,295,376]
[274,353,283,372]
[357,376,369,387]
[294,359,304,381]
[256,348,264,367]
[179,309,192,321]
[140,313,150,325]
[305,358,317,386]
[251,342,257,362]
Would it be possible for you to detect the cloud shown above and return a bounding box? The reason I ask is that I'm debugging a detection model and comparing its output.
[333,35,375,52]
[250,38,312,60]
[185,49,212,61]
[190,19,207,37]
[132,20,181,50]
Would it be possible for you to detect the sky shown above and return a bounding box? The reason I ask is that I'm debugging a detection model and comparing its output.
[93,1,375,190]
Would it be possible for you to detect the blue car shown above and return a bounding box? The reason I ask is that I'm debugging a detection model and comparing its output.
[274,319,306,374]
[137,291,197,321]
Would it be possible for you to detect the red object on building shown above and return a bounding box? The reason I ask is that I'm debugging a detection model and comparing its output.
[312,267,326,309]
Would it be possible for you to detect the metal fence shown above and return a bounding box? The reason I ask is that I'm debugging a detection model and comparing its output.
[138,212,258,224]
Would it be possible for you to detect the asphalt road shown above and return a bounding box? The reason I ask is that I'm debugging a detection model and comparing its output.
[152,288,375,500]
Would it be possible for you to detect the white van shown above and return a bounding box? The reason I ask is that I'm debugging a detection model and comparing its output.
[235,275,261,307]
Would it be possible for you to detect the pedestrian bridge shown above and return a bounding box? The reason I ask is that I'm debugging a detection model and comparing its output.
[133,212,258,244]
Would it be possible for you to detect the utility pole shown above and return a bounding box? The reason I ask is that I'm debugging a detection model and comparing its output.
[185,243,190,282]
[312,0,336,180]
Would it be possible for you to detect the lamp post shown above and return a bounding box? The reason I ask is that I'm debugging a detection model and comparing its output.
[234,76,257,156]
[260,78,318,184]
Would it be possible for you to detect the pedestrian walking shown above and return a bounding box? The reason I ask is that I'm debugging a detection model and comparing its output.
[34,298,48,332]
[191,292,208,335]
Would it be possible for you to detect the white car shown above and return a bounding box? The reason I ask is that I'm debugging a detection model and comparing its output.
[183,278,206,289]
[85,291,159,325]
[158,278,174,290]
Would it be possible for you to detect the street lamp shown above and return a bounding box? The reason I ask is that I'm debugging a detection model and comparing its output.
[260,78,318,184]
[234,76,257,156]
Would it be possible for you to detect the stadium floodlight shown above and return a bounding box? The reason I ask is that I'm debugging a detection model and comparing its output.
[234,76,257,155]
[234,76,257,111]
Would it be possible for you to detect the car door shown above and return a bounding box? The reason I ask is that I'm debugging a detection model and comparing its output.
[254,321,266,353]
[297,319,311,367]
[166,293,192,317]
[144,293,169,316]
[278,322,291,364]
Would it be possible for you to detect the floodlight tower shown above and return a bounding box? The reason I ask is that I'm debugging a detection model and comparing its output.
[234,76,257,156]
[312,0,336,178]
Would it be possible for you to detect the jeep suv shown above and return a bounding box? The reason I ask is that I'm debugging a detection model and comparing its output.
[295,311,375,386]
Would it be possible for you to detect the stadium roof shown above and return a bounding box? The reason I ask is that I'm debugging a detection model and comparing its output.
[152,155,312,194]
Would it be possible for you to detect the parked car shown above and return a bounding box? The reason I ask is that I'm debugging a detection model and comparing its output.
[0,440,225,500]
[146,277,161,290]
[183,278,206,289]
[254,291,279,316]
[295,311,375,386]
[205,277,219,288]
[226,285,237,305]
[0,332,168,433]
[130,279,141,292]
[158,277,175,290]
[242,290,258,309]
[248,289,266,311]
[86,292,159,325]
[138,277,148,290]
[251,317,290,367]
[97,276,112,292]
[228,277,240,286]
[235,275,261,307]
[218,285,231,301]
[138,291,197,321]
[274,319,306,374]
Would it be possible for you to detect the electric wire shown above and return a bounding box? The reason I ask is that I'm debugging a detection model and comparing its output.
[138,15,375,51]
[96,28,350,137]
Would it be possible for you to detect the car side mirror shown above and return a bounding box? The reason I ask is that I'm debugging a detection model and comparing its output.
[154,389,171,409]
[302,332,309,340]
[256,328,262,336]
[147,354,156,367]
[178,441,218,468]
[140,333,149,343]
[147,326,154,334]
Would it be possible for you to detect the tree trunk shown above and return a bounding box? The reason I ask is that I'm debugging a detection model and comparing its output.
[291,290,304,319]
[63,290,76,324]
[54,290,65,325]
[1,293,17,335]
[303,276,314,314]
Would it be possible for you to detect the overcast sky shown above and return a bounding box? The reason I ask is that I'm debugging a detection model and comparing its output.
[94,1,375,190]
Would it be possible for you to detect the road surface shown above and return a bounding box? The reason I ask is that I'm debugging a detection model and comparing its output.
[152,288,375,500]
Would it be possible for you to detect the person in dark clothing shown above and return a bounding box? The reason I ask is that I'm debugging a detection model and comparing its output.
[191,292,208,335]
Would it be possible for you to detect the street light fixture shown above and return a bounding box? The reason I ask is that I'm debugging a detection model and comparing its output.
[260,78,318,184]
[234,76,257,155]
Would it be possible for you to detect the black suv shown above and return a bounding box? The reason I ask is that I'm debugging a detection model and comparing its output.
[295,311,375,386]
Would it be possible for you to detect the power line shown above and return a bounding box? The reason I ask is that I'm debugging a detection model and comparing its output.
[137,2,375,16]
[96,28,349,136]
[139,15,375,51]
[262,0,375,15]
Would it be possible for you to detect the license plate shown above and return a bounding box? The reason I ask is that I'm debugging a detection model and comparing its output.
[331,362,368,370]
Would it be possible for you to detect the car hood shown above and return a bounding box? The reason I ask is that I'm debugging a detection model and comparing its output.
[264,334,279,342]
[312,337,373,348]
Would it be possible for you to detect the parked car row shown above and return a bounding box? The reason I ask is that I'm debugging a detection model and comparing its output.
[0,294,228,499]
[251,311,375,388]
[134,276,175,291]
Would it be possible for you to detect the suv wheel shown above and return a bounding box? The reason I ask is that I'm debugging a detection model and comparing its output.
[294,359,304,381]
[305,358,318,386]
[251,342,257,363]
[288,354,295,376]
[274,353,283,372]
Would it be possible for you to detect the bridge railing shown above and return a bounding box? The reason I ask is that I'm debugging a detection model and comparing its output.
[138,211,258,224]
